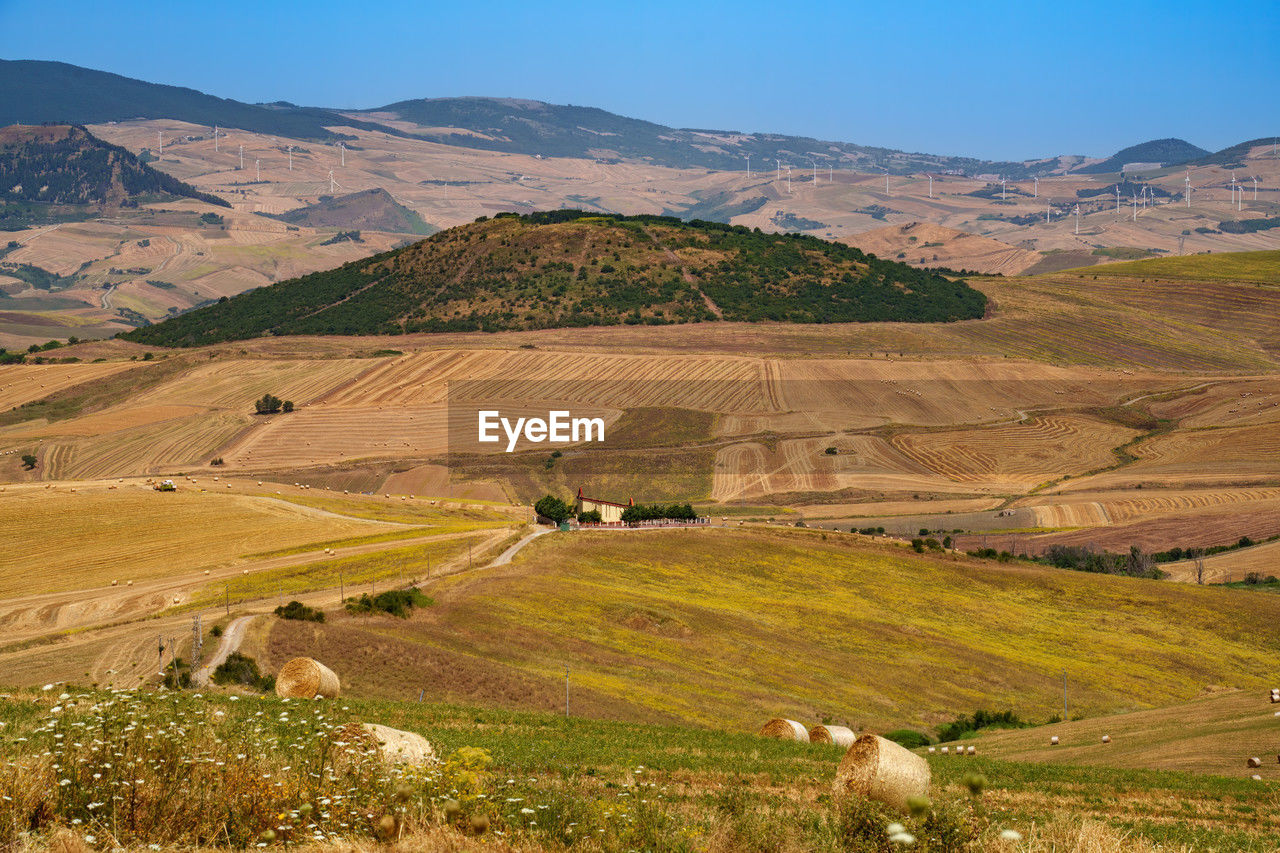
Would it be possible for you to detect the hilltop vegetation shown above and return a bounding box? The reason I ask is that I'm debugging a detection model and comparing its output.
[269,187,436,235]
[121,211,987,346]
[1075,137,1209,174]
[0,124,228,226]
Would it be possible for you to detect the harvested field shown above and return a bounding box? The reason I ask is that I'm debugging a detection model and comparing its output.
[2,403,207,438]
[0,484,393,597]
[1161,538,1280,584]
[0,362,140,410]
[889,416,1140,488]
[130,358,374,409]
[32,412,248,479]
[222,405,447,469]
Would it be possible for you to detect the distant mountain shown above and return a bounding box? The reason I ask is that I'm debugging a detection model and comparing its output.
[1074,138,1209,174]
[364,96,1042,177]
[0,60,402,142]
[1182,137,1278,167]
[120,211,988,346]
[270,188,436,235]
[0,124,228,227]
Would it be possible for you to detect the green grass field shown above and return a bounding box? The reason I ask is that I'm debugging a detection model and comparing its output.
[262,527,1280,735]
[1,688,1275,851]
[1069,249,1280,284]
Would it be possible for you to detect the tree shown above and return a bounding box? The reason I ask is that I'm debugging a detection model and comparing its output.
[534,494,573,523]
[282,400,294,413]
[254,393,283,414]
[578,509,602,524]
[20,454,37,470]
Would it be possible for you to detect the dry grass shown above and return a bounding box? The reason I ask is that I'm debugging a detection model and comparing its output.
[0,484,391,596]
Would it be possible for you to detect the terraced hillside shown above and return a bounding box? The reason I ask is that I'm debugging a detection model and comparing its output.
[121,211,987,344]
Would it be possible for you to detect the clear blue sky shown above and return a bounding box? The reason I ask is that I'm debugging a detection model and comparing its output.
[2,0,1276,161]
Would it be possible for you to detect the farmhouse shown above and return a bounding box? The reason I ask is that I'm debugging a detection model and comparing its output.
[575,486,633,523]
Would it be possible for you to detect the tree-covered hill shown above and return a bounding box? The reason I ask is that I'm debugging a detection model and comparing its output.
[1074,138,1209,174]
[0,124,229,219]
[121,211,988,345]
[269,188,436,235]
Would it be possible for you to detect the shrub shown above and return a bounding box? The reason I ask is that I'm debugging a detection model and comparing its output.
[345,587,433,618]
[20,453,37,470]
[884,729,933,749]
[254,393,284,414]
[824,446,838,455]
[274,600,325,622]
[911,538,925,553]
[534,494,573,523]
[578,509,602,523]
[210,652,275,692]
[937,709,1028,742]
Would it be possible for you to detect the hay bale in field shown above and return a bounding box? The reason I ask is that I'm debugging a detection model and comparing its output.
[363,723,436,766]
[1252,774,1263,781]
[1050,736,1059,745]
[927,746,936,754]
[834,734,930,812]
[809,725,857,747]
[1101,735,1111,744]
[966,746,975,755]
[1247,757,1262,768]
[275,657,340,699]
[941,746,949,754]
[759,718,809,742]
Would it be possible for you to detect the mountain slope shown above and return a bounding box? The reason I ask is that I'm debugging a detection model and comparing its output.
[270,187,436,234]
[367,95,1041,176]
[121,211,988,345]
[0,60,400,142]
[1075,138,1209,174]
[0,124,228,219]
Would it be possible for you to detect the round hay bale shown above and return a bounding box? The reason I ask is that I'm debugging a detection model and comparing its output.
[760,718,809,742]
[1252,774,1263,781]
[1247,757,1262,768]
[834,734,930,812]
[1101,735,1111,744]
[275,657,340,699]
[362,723,436,766]
[927,746,936,754]
[809,725,857,748]
[966,745,975,755]
[941,746,949,754]
[1050,736,1059,745]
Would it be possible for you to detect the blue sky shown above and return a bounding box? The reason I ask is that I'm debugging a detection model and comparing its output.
[1,0,1276,161]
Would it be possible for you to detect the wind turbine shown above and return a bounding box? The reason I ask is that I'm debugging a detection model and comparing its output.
[1074,204,1081,234]
[1185,171,1191,207]
[1132,193,1137,221]
[1033,176,1038,198]
[775,159,781,181]
[214,125,219,152]
[884,172,889,195]
[239,144,244,170]
[745,154,751,178]
[828,163,833,182]
[1252,175,1259,200]
[288,145,294,171]
[786,165,792,194]
[1000,177,1006,201]
[157,130,163,155]
[255,159,260,181]
[340,143,346,168]
[1115,184,1121,212]
[328,170,340,194]
[1045,200,1050,223]
[808,157,818,183]
[927,174,933,198]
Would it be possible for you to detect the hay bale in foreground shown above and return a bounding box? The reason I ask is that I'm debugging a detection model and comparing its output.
[275,657,340,699]
[759,718,809,742]
[809,725,857,748]
[834,734,930,812]
[363,723,436,766]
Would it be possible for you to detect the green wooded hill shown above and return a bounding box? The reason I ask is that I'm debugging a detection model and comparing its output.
[0,124,229,215]
[120,211,988,345]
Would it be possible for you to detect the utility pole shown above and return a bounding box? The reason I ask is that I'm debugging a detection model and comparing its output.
[1062,670,1068,722]
[565,665,570,717]
[191,615,203,677]
[224,583,230,617]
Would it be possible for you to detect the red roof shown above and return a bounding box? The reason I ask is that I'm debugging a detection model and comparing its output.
[577,486,633,509]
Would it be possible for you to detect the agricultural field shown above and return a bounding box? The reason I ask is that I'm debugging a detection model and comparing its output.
[260,527,1280,732]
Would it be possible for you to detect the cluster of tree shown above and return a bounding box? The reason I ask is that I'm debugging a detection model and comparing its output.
[344,587,433,618]
[0,262,77,291]
[1218,216,1280,234]
[319,230,364,245]
[1076,180,1172,200]
[273,600,324,622]
[936,709,1029,743]
[253,393,293,414]
[120,214,987,347]
[534,494,574,523]
[0,125,229,208]
[620,502,697,523]
[1039,544,1164,579]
